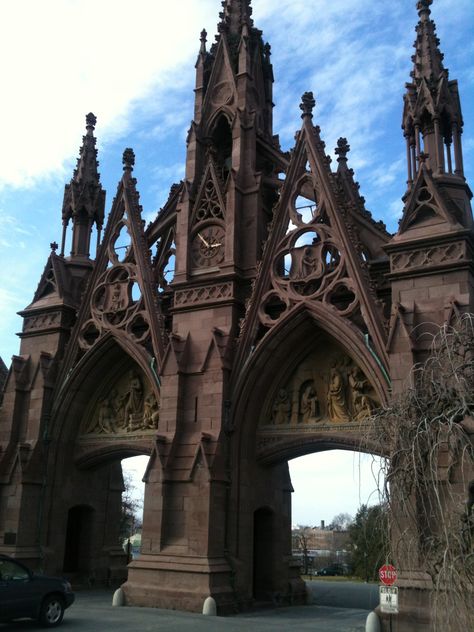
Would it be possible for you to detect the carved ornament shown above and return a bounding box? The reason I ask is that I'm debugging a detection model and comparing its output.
[390,241,465,272]
[78,263,151,349]
[258,346,379,434]
[259,221,358,327]
[81,370,159,437]
[174,282,233,307]
[23,311,63,333]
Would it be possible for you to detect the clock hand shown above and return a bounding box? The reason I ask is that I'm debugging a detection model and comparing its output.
[210,243,222,248]
[198,232,210,248]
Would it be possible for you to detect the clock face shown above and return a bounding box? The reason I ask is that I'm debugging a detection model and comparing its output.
[191,225,225,268]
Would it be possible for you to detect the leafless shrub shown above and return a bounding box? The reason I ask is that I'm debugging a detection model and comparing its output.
[365,314,474,631]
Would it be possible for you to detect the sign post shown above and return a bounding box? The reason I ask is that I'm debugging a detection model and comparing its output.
[379,564,399,615]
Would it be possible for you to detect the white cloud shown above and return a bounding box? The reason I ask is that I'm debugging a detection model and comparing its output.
[0,210,39,252]
[0,0,217,190]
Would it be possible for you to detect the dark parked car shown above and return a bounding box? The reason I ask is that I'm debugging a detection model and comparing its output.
[315,564,345,576]
[0,554,74,627]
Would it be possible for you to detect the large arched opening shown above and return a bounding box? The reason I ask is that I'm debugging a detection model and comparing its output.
[41,337,158,582]
[230,305,390,604]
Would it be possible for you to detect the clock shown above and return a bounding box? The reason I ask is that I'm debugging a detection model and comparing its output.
[191,224,225,268]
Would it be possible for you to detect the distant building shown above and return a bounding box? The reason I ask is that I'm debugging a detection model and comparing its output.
[292,525,351,570]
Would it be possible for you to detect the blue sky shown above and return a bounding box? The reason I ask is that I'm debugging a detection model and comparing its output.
[0,0,472,524]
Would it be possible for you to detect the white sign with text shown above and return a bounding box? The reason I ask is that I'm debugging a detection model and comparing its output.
[380,586,399,614]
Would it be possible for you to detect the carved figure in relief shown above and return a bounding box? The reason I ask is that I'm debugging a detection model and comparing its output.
[97,396,115,433]
[300,382,320,422]
[291,246,322,280]
[123,372,143,431]
[327,368,349,422]
[348,367,375,420]
[84,388,118,434]
[300,247,318,278]
[142,393,160,429]
[272,388,291,425]
[111,390,126,429]
[110,282,125,311]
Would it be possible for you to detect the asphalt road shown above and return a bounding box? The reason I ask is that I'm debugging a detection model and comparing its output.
[1,582,376,632]
[306,579,380,610]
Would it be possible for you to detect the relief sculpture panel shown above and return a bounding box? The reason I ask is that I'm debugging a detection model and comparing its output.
[259,343,378,435]
[82,370,159,437]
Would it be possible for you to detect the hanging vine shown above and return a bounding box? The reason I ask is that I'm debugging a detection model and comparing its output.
[364,314,474,631]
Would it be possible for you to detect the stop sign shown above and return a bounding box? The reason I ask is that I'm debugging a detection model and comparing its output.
[379,564,397,586]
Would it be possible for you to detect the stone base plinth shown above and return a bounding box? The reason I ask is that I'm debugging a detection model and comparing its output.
[122,554,237,614]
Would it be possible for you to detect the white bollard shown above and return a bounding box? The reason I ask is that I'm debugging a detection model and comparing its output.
[202,595,217,616]
[112,587,125,607]
[366,611,381,632]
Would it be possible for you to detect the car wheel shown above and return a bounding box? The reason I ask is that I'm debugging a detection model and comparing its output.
[39,595,65,627]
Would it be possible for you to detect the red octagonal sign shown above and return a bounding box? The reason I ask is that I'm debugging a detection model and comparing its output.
[379,564,397,586]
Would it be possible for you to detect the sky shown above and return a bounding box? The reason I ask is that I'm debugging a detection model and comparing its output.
[0,0,472,525]
[124,450,386,528]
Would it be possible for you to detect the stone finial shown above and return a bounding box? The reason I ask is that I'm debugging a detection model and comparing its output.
[50,241,58,252]
[417,0,432,16]
[122,148,135,172]
[199,29,207,54]
[300,92,316,118]
[335,137,350,161]
[85,112,97,131]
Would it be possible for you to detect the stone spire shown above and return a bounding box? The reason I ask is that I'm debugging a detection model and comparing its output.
[61,113,106,258]
[411,0,445,82]
[402,0,465,184]
[218,0,254,36]
[191,0,273,158]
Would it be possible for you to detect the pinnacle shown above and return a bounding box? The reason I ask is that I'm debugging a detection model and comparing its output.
[411,0,445,83]
[61,113,106,256]
[218,0,253,36]
[73,113,101,186]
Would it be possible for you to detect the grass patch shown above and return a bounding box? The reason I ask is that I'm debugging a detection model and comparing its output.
[302,575,375,583]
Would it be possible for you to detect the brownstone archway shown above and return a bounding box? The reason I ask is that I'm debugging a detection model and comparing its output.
[227,304,389,605]
[34,336,156,581]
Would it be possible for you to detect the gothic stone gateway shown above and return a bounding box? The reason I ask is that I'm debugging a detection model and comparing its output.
[0,2,472,630]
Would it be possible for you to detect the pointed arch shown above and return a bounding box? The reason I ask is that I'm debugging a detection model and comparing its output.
[232,301,390,462]
[50,333,159,445]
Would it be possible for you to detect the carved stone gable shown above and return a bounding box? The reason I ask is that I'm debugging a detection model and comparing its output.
[235,96,389,378]
[65,152,166,369]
